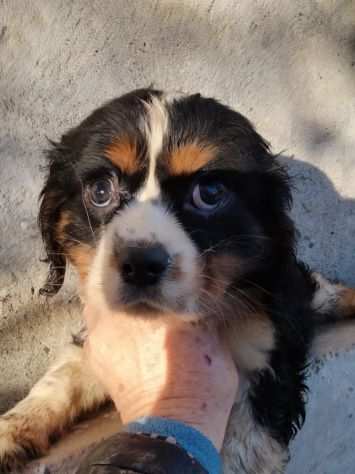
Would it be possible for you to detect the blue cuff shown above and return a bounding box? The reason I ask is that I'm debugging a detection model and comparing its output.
[125,416,221,474]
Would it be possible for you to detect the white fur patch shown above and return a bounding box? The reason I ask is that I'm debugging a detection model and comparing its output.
[137,96,168,202]
[87,201,199,317]
[311,272,339,314]
[222,380,288,474]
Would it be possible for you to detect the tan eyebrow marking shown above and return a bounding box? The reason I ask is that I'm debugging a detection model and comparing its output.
[168,142,217,175]
[105,137,139,175]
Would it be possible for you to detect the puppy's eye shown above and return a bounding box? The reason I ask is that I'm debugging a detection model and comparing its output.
[192,182,227,210]
[88,178,114,207]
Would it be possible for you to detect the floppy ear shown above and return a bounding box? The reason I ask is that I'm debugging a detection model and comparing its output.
[38,145,68,296]
[38,187,66,296]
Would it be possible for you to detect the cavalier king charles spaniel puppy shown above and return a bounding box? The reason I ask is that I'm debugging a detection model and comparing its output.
[0,88,354,473]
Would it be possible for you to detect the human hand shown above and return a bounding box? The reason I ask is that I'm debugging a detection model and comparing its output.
[83,305,239,450]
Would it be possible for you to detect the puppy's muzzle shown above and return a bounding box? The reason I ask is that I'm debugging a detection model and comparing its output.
[120,244,171,287]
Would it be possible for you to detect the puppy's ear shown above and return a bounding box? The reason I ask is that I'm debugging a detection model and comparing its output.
[38,144,67,296]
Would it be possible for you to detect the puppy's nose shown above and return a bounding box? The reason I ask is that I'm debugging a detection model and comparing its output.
[121,244,170,286]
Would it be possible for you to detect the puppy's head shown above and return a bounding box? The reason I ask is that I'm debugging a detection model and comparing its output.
[39,89,293,321]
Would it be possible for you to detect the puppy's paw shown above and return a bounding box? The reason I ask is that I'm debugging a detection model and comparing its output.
[312,272,355,321]
[0,414,49,473]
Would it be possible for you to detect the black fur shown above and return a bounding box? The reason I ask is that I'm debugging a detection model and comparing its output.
[249,261,317,444]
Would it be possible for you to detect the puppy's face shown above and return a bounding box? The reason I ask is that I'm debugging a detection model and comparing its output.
[39,89,292,322]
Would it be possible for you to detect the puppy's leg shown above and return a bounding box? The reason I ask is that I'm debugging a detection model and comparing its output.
[311,273,355,357]
[0,344,107,472]
[312,272,355,321]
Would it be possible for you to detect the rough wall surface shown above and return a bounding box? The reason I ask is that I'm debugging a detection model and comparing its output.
[0,1,354,472]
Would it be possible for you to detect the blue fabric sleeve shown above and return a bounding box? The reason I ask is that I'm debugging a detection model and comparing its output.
[125,416,221,474]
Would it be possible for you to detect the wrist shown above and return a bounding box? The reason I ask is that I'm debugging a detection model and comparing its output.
[125,416,222,474]
[115,394,230,450]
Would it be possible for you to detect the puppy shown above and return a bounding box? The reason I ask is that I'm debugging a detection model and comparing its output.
[0,88,354,474]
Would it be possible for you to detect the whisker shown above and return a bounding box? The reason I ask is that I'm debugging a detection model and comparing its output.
[234,234,271,241]
[202,280,256,319]
[239,278,272,297]
[198,235,269,260]
[197,289,229,324]
[45,252,68,257]
[200,273,259,315]
[68,162,97,244]
[65,237,94,247]
[199,238,236,257]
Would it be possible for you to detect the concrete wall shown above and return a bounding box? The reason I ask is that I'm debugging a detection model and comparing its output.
[1,1,355,472]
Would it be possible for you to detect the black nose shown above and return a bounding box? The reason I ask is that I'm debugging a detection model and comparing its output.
[121,245,170,286]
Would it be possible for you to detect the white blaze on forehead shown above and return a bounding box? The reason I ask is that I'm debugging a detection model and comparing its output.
[137,96,168,202]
